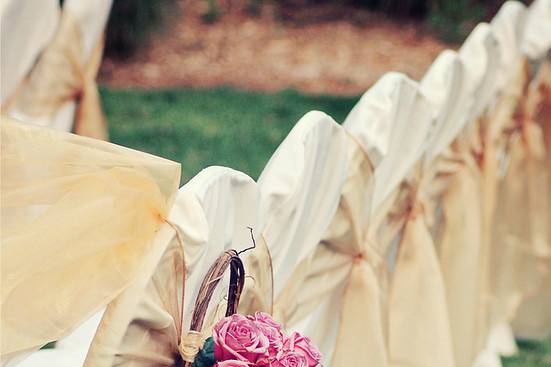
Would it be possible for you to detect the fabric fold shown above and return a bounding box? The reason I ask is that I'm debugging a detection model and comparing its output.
[1,120,180,363]
[84,166,272,366]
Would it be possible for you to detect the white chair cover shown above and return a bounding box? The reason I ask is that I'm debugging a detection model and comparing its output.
[4,0,112,136]
[521,0,551,61]
[367,73,433,214]
[364,74,453,367]
[258,111,348,365]
[512,0,551,340]
[171,167,267,329]
[0,0,59,103]
[420,50,465,161]
[45,0,113,133]
[83,166,270,366]
[485,1,528,359]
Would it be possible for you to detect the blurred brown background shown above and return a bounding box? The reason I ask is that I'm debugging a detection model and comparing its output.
[99,0,529,95]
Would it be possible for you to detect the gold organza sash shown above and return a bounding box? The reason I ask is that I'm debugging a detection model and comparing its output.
[0,120,180,362]
[476,61,527,349]
[323,140,387,366]
[434,136,484,367]
[513,59,551,338]
[492,60,551,339]
[386,163,455,367]
[3,11,108,140]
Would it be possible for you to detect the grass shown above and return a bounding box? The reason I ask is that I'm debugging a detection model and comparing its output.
[101,86,358,184]
[101,85,551,365]
[503,338,551,367]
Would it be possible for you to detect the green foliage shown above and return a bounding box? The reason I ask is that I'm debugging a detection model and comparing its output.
[192,337,216,367]
[352,0,428,18]
[40,341,56,349]
[502,338,551,367]
[100,86,357,184]
[428,0,484,43]
[246,0,264,16]
[201,0,221,24]
[105,0,178,58]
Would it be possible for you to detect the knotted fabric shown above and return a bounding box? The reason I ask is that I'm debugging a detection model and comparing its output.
[384,160,455,367]
[0,120,180,363]
[491,59,551,339]
[3,10,108,140]
[513,59,551,339]
[272,137,388,366]
[475,59,527,351]
[433,133,485,367]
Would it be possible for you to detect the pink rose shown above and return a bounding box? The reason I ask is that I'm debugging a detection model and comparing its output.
[248,312,282,331]
[213,314,269,363]
[283,332,322,367]
[271,350,308,367]
[248,312,285,359]
[215,360,251,367]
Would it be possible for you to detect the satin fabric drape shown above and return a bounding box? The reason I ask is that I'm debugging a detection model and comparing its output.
[432,134,485,367]
[84,225,185,366]
[500,60,551,340]
[384,161,455,367]
[273,138,388,366]
[474,61,527,356]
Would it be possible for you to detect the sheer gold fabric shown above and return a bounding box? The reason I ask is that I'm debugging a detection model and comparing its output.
[3,10,108,140]
[478,61,527,346]
[502,60,551,339]
[384,161,455,367]
[0,120,180,362]
[433,133,485,367]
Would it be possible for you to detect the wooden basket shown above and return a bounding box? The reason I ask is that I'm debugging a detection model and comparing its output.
[181,249,246,367]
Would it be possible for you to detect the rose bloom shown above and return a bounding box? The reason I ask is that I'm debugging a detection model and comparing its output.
[271,350,308,367]
[215,360,251,367]
[247,312,282,331]
[213,314,269,363]
[247,312,285,359]
[283,332,322,367]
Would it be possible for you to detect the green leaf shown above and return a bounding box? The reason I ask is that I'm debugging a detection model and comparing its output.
[192,337,216,367]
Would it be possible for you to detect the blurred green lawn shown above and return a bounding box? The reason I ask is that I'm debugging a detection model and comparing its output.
[101,86,551,366]
[101,86,357,184]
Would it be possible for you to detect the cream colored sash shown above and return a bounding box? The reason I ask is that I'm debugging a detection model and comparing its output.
[493,59,551,339]
[477,61,527,347]
[386,163,455,367]
[434,135,484,367]
[512,59,551,339]
[3,11,108,140]
[327,140,387,366]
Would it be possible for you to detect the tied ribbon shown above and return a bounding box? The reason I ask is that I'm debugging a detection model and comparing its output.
[384,159,455,366]
[331,236,388,367]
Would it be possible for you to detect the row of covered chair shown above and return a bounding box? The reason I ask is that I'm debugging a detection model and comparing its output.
[2,1,550,367]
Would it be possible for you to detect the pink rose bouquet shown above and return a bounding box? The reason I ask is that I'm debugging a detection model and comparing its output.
[192,312,322,367]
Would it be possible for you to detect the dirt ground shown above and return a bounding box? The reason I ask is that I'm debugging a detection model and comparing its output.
[99,1,450,95]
